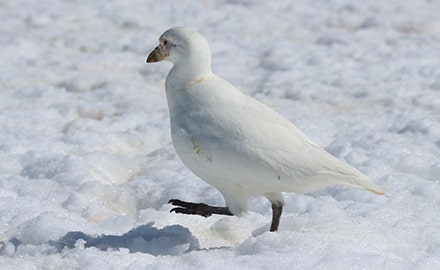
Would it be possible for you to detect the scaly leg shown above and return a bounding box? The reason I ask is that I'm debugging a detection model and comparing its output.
[169,198,283,232]
[270,203,283,232]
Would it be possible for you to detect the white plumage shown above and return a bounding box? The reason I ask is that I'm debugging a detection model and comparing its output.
[146,26,384,231]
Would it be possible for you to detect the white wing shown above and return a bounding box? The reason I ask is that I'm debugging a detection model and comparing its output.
[169,74,385,196]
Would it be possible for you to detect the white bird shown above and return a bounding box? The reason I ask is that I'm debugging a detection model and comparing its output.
[146,26,385,232]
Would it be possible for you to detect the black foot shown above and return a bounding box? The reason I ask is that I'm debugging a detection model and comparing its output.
[169,199,233,217]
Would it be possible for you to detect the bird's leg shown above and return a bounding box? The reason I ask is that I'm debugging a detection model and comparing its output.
[270,203,283,232]
[265,192,284,232]
[168,199,234,217]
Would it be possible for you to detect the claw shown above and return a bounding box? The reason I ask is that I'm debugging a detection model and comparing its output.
[168,199,178,205]
[168,199,192,207]
[170,207,186,214]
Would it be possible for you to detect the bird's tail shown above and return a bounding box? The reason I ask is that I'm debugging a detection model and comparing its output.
[325,172,386,195]
[287,173,386,195]
[359,180,386,195]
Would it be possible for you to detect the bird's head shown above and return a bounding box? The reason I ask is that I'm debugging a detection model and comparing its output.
[146,26,212,68]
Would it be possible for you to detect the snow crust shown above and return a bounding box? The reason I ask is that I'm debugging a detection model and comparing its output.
[1,0,440,269]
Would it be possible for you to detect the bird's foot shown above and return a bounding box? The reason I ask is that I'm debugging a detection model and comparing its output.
[168,199,233,217]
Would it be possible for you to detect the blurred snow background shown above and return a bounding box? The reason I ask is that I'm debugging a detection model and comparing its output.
[0,0,440,269]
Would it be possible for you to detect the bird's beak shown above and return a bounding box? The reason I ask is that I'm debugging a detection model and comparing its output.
[146,46,164,63]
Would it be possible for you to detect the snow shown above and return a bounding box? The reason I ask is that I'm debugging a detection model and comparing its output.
[0,0,439,269]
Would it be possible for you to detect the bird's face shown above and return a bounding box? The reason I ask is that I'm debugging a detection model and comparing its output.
[146,36,176,63]
[146,26,212,72]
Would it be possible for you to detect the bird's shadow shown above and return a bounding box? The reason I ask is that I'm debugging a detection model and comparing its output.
[48,222,200,256]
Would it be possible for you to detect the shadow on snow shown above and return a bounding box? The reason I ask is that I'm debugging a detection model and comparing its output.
[1,223,200,256]
[50,222,200,255]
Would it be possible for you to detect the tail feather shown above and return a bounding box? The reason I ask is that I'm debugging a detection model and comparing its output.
[329,172,386,195]
[291,172,386,195]
[364,183,386,195]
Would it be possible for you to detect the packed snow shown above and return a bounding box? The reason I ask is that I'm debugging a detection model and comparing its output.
[1,0,440,269]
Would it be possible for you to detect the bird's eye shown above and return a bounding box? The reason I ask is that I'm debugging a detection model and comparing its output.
[163,40,168,46]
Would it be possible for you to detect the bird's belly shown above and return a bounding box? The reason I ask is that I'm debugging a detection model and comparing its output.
[171,127,227,179]
[170,126,282,195]
[171,129,216,173]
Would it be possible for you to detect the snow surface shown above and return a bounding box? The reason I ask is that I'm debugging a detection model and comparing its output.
[1,0,440,269]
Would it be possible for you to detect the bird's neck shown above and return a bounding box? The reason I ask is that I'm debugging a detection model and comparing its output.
[167,57,212,87]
